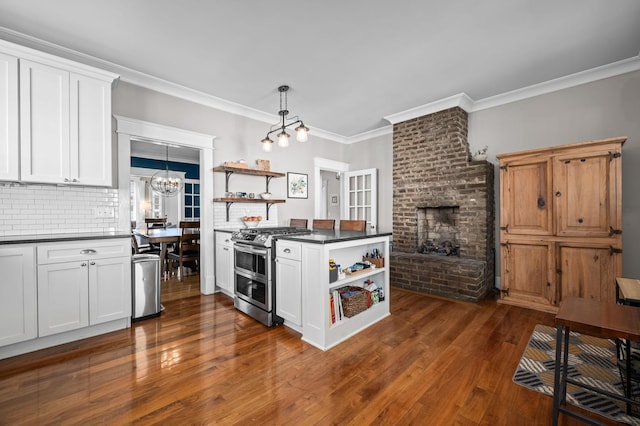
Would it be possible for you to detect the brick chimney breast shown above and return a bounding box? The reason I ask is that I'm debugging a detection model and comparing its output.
[390,107,495,302]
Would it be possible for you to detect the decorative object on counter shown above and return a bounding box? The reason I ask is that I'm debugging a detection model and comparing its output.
[472,146,488,161]
[151,145,184,197]
[248,193,255,199]
[261,85,309,152]
[287,172,308,198]
[259,192,272,199]
[256,159,270,171]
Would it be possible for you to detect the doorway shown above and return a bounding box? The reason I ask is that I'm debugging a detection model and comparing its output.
[313,158,349,220]
[115,116,216,295]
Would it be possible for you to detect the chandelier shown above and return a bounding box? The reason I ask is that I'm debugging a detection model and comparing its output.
[150,145,184,197]
[261,85,309,152]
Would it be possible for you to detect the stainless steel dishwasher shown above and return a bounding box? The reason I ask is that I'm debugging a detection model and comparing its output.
[132,254,162,321]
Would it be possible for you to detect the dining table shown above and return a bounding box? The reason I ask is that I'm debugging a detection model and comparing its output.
[134,228,181,277]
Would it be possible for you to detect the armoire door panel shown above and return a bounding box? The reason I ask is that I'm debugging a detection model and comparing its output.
[502,240,554,306]
[558,245,617,304]
[554,151,612,237]
[502,159,553,235]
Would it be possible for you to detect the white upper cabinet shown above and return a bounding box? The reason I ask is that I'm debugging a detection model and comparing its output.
[71,73,113,186]
[0,52,18,181]
[0,39,118,186]
[20,59,71,184]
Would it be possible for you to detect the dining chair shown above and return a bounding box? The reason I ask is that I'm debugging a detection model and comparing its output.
[168,221,200,280]
[339,220,367,231]
[312,219,335,230]
[290,218,308,228]
[131,234,161,255]
[145,218,167,230]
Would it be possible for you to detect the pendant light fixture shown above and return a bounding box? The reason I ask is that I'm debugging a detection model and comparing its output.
[261,85,309,152]
[150,145,184,197]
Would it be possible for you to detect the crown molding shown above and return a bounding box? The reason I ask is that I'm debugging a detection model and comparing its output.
[471,55,640,112]
[383,55,640,123]
[344,125,393,144]
[2,26,638,145]
[384,93,475,124]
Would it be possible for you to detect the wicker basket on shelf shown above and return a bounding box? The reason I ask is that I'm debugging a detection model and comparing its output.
[338,286,371,318]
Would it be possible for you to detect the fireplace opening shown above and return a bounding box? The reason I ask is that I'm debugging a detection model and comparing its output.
[417,206,460,256]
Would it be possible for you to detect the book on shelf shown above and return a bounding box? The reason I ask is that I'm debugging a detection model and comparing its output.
[329,290,344,325]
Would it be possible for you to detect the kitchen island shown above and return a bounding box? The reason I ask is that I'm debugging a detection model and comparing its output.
[276,229,391,351]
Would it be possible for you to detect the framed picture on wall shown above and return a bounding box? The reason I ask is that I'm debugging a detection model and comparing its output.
[287,172,308,199]
[330,194,339,205]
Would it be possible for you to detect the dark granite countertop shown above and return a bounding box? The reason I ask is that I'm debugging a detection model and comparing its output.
[276,229,392,245]
[214,228,237,233]
[0,231,131,245]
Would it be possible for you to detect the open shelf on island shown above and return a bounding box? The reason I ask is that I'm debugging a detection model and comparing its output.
[329,267,384,290]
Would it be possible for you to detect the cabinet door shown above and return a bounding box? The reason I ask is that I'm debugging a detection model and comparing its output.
[500,157,553,236]
[38,262,89,337]
[0,52,18,181]
[0,246,37,346]
[558,243,619,304]
[275,257,302,326]
[20,59,71,184]
[215,238,233,296]
[501,240,555,308]
[89,256,131,325]
[554,149,618,237]
[70,73,112,186]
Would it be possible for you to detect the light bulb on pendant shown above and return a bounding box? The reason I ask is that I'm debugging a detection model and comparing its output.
[295,124,309,142]
[277,131,289,147]
[261,137,273,152]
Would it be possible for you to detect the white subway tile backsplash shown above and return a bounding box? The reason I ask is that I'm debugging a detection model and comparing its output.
[0,184,119,236]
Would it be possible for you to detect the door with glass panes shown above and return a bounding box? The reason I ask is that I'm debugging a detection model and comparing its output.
[342,168,377,230]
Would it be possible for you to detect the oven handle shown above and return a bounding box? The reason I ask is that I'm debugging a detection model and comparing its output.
[234,243,268,256]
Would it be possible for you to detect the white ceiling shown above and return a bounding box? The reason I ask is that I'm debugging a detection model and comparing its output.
[1,1,639,140]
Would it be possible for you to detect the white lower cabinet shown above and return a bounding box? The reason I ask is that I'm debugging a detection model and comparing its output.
[37,239,131,337]
[0,245,37,346]
[214,232,234,296]
[275,241,302,328]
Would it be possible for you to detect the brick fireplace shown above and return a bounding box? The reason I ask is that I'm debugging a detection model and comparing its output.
[389,107,495,302]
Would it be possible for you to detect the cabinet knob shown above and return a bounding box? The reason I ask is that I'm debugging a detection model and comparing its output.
[577,218,584,224]
[223,247,229,251]
[81,262,87,267]
[283,248,291,253]
[90,261,96,266]
[555,191,561,197]
[64,178,70,182]
[80,249,97,254]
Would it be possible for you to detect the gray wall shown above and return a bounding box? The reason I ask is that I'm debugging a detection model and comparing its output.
[113,69,639,280]
[469,70,640,280]
[113,81,348,226]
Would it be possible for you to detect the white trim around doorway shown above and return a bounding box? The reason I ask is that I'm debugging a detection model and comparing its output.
[115,115,217,294]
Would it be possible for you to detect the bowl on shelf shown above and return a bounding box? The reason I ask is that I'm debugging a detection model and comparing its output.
[259,192,272,200]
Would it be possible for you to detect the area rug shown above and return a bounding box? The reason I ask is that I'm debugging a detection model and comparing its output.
[513,324,640,425]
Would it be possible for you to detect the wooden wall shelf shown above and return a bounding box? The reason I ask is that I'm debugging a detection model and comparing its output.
[213,166,286,221]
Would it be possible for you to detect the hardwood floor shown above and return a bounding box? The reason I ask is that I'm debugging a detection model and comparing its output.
[0,287,620,425]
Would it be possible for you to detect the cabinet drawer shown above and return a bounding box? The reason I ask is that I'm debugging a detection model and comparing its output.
[215,231,233,247]
[276,241,301,261]
[37,239,130,264]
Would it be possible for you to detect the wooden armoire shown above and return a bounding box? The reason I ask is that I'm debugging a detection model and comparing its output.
[497,136,625,313]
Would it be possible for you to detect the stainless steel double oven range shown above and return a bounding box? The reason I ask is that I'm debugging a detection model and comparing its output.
[231,226,310,326]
